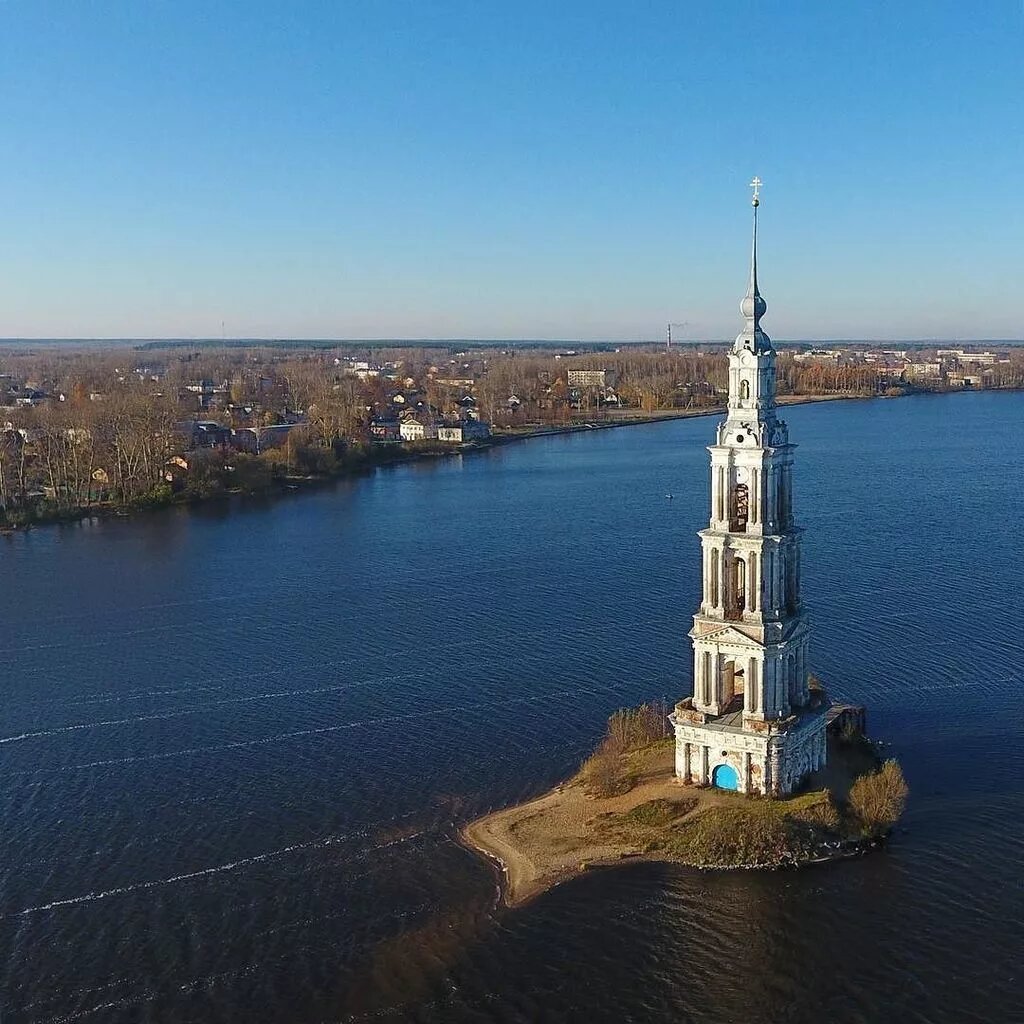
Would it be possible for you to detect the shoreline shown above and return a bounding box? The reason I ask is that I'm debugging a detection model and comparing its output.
[458,813,877,911]
[1,389,1011,534]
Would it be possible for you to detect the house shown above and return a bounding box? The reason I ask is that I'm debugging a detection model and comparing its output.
[231,423,302,454]
[163,456,190,491]
[437,419,491,443]
[369,416,401,443]
[400,415,438,441]
[182,421,232,449]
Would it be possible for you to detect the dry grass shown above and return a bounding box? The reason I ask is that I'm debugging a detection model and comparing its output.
[580,703,669,797]
[659,790,840,867]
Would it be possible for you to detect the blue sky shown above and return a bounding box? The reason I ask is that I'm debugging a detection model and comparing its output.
[0,1,1021,340]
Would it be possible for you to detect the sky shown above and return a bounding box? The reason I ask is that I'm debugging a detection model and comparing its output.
[0,1,1021,341]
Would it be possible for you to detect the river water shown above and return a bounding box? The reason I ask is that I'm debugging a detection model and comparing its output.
[1,392,1021,1023]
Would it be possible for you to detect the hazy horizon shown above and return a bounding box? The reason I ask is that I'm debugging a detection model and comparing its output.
[3,337,1024,350]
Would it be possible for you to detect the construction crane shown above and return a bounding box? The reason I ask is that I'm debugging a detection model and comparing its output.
[666,322,689,351]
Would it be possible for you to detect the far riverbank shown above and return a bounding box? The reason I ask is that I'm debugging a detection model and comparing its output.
[0,389,1004,534]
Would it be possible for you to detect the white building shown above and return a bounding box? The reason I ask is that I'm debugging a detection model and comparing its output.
[567,369,615,387]
[437,420,491,443]
[670,185,828,796]
[399,417,438,441]
[905,360,942,380]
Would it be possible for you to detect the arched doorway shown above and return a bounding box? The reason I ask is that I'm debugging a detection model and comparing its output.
[712,764,739,791]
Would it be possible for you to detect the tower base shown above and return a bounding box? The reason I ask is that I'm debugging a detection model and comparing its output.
[669,694,828,796]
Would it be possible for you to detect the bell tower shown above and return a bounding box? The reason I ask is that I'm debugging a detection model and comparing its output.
[671,180,828,796]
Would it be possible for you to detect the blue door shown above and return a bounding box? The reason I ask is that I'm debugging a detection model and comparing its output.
[712,764,739,791]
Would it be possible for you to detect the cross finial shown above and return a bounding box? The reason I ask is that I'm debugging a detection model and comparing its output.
[749,176,763,207]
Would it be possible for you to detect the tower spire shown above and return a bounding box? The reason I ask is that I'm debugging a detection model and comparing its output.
[736,176,770,354]
[749,176,761,300]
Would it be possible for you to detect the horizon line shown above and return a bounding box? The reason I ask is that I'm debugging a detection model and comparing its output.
[3,337,1024,347]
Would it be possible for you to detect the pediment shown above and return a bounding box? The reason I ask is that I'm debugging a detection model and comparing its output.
[689,623,762,648]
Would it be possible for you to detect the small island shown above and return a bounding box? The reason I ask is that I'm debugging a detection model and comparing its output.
[462,703,907,907]
[464,188,909,907]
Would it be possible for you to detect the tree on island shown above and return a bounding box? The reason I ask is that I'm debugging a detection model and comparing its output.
[848,760,909,837]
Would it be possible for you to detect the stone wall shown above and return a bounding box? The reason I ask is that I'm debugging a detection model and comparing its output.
[673,709,828,796]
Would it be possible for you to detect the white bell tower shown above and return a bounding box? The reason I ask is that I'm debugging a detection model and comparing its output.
[671,180,828,796]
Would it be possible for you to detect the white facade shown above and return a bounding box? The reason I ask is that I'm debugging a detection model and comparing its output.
[400,419,438,441]
[567,369,613,387]
[437,420,491,443]
[671,189,828,797]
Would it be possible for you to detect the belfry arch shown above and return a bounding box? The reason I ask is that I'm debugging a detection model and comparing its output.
[724,552,746,620]
[730,482,749,532]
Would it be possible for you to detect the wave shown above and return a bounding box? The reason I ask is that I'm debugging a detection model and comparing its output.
[7,829,427,919]
[15,678,632,774]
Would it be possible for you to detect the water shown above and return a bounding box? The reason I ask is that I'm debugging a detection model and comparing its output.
[1,392,1022,1024]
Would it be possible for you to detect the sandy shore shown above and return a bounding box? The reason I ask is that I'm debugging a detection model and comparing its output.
[461,742,705,907]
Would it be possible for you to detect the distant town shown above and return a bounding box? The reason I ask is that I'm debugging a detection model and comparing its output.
[1,340,1021,527]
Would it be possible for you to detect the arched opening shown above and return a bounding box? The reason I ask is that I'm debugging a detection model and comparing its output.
[739,379,750,401]
[725,555,746,620]
[730,483,749,531]
[712,764,739,791]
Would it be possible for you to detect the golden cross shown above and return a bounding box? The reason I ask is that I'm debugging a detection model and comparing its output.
[749,176,763,202]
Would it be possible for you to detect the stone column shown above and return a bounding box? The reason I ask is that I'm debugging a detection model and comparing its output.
[742,751,752,793]
[749,553,758,613]
[700,745,710,785]
[768,739,784,796]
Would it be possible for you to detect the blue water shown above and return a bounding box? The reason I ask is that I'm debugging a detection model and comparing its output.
[1,392,1022,1023]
